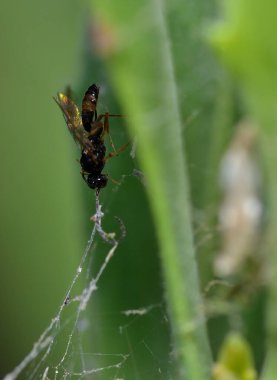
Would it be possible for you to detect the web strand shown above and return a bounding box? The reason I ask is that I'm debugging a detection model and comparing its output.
[4,193,126,380]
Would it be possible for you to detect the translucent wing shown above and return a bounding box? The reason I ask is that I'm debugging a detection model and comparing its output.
[54,92,92,151]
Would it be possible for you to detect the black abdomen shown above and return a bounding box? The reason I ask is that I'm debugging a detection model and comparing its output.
[81,84,99,132]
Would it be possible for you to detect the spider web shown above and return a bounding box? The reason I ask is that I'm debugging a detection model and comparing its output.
[4,190,170,380]
[3,112,264,380]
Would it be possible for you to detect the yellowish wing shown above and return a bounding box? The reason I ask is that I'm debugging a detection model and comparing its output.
[54,93,91,151]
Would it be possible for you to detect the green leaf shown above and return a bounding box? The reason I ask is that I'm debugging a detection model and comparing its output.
[90,1,213,378]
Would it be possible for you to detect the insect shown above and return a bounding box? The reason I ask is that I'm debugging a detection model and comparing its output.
[54,84,129,191]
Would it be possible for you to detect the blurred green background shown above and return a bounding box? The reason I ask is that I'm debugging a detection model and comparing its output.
[0,1,166,378]
[0,0,84,376]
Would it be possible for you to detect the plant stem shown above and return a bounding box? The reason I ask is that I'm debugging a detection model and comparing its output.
[90,1,213,378]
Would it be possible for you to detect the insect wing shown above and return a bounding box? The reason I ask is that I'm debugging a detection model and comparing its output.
[54,93,91,150]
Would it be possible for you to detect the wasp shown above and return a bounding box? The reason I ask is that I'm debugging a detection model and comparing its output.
[54,84,129,191]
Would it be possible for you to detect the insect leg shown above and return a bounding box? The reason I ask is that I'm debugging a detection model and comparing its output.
[81,170,88,183]
[103,113,118,153]
[104,141,130,161]
[96,112,127,153]
[89,122,104,138]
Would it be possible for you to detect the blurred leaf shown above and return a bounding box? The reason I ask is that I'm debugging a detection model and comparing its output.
[212,333,257,380]
[89,1,215,378]
[209,1,277,378]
